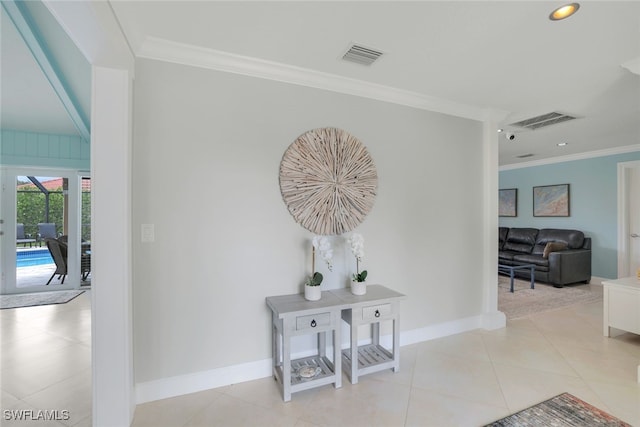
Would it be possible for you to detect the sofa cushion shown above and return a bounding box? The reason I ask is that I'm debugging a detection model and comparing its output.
[512,253,550,270]
[498,250,517,261]
[532,229,585,255]
[543,241,568,258]
[503,228,539,254]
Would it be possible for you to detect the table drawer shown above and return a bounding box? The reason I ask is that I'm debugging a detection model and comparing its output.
[362,303,392,321]
[296,312,331,331]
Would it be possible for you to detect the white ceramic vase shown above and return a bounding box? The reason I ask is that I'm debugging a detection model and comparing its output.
[351,281,366,296]
[304,284,321,301]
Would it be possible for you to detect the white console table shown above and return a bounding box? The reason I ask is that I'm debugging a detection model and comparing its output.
[331,285,405,384]
[602,277,640,383]
[265,291,344,402]
[266,285,405,401]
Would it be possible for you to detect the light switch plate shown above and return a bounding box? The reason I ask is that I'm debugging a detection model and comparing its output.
[141,224,155,242]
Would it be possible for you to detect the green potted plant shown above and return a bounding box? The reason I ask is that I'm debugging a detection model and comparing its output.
[349,233,367,295]
[304,236,332,301]
[304,272,323,301]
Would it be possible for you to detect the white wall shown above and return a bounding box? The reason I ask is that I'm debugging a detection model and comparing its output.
[132,58,487,391]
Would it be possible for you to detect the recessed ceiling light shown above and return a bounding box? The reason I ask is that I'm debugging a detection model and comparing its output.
[557,142,568,147]
[497,128,504,133]
[549,3,580,21]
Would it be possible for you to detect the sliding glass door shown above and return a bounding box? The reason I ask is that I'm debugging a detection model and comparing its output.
[1,167,87,294]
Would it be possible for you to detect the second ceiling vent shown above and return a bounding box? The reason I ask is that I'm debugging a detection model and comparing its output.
[510,112,577,130]
[342,44,384,66]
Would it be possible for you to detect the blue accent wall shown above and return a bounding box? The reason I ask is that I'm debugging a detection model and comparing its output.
[499,151,640,279]
[1,129,90,169]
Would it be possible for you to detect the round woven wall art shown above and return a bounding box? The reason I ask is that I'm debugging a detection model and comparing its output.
[279,127,378,235]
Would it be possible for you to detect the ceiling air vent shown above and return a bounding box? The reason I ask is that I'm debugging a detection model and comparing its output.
[510,112,577,130]
[342,44,384,66]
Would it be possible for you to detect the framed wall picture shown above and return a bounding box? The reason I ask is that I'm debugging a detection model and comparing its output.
[533,184,570,217]
[499,188,517,217]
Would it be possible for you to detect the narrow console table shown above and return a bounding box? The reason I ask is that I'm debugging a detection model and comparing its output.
[602,277,640,383]
[266,285,405,401]
[265,291,344,402]
[331,285,405,384]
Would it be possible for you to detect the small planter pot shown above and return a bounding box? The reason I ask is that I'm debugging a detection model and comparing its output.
[304,285,321,301]
[351,281,366,296]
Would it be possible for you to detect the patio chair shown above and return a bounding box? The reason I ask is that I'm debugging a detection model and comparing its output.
[81,250,91,281]
[45,238,68,285]
[38,223,59,246]
[59,235,91,281]
[17,223,36,247]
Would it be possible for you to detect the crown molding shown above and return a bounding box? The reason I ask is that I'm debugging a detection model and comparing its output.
[499,144,640,171]
[137,37,500,122]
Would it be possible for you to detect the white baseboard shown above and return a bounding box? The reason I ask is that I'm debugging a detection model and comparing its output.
[399,313,500,346]
[481,311,507,331]
[135,312,502,404]
[135,358,273,404]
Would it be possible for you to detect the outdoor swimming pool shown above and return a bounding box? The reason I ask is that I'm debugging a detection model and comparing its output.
[17,249,53,268]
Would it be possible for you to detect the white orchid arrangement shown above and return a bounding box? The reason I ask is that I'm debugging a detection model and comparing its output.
[312,235,333,271]
[306,236,333,287]
[348,233,367,282]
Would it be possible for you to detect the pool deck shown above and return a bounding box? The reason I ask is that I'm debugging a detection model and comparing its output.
[16,245,44,252]
[15,246,91,288]
[17,264,91,288]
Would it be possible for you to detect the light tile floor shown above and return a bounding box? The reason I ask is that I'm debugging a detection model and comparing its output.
[2,287,639,427]
[1,291,92,427]
[132,287,640,427]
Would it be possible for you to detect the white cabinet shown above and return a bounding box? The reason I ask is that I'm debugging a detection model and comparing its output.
[603,277,640,336]
[602,277,640,383]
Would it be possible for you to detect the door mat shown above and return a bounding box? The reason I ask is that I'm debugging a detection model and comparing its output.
[0,290,85,309]
[485,392,631,426]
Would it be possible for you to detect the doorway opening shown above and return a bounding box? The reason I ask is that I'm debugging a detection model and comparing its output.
[617,160,640,278]
[2,168,89,294]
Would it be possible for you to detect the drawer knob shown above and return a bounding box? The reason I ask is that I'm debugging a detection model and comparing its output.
[311,319,317,327]
[375,309,381,318]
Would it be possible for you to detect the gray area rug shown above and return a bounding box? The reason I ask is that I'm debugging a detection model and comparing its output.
[498,276,602,320]
[485,392,631,426]
[0,290,85,309]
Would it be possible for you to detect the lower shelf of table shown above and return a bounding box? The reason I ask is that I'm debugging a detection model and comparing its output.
[341,344,393,369]
[275,355,336,387]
